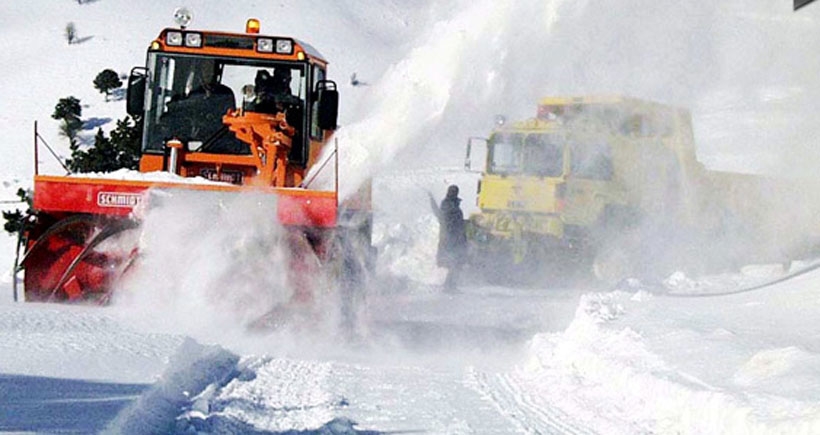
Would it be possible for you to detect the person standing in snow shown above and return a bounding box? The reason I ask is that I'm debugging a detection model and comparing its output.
[429,185,468,291]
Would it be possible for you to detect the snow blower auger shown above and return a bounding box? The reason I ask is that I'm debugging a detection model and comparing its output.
[16,15,372,312]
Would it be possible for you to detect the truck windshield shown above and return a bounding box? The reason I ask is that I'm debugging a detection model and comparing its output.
[488,133,522,174]
[489,133,563,177]
[142,53,308,155]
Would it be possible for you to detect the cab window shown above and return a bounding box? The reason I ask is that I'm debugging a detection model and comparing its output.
[309,65,326,140]
[488,133,522,174]
[523,134,563,177]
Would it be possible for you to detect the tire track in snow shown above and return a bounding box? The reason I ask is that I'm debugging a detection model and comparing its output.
[467,367,598,435]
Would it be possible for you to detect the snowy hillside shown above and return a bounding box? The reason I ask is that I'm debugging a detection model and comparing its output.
[3,0,820,434]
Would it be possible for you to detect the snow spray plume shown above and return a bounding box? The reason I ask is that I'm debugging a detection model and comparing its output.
[309,0,568,290]
[366,0,820,286]
[307,0,565,200]
[585,134,820,282]
[311,0,820,290]
[528,0,820,178]
[112,189,342,348]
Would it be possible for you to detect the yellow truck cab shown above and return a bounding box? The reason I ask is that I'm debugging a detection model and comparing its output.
[466,96,732,284]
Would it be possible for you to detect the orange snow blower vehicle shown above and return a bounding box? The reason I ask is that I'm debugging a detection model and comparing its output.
[14,15,369,305]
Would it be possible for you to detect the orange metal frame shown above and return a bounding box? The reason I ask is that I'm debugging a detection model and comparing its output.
[152,28,328,67]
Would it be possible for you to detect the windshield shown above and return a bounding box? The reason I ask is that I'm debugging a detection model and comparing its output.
[142,53,308,156]
[488,133,564,177]
[488,133,522,174]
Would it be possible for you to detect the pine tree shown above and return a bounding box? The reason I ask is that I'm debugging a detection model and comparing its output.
[93,69,123,101]
[65,22,77,44]
[67,129,114,173]
[110,116,142,170]
[2,189,32,236]
[53,96,83,142]
[66,116,142,173]
[52,96,81,121]
[2,210,24,234]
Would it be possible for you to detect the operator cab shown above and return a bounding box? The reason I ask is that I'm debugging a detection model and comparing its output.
[139,56,312,161]
[126,15,339,186]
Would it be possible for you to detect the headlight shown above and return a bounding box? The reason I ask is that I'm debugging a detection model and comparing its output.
[257,38,274,53]
[275,39,293,54]
[166,31,183,46]
[185,32,202,47]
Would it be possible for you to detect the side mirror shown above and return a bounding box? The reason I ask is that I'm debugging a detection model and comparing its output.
[126,67,147,117]
[315,80,339,131]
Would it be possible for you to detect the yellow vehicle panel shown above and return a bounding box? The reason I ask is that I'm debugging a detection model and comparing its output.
[471,209,564,238]
[477,174,563,214]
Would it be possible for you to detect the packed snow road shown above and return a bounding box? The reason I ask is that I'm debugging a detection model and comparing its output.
[4,263,820,434]
[0,281,594,434]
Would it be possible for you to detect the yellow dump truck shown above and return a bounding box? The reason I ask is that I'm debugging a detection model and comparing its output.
[465,96,820,284]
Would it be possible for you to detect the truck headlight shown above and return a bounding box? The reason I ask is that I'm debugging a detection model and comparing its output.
[275,39,293,54]
[166,31,183,46]
[257,38,274,53]
[184,32,202,47]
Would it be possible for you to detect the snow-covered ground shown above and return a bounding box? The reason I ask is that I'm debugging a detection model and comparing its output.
[3,0,820,433]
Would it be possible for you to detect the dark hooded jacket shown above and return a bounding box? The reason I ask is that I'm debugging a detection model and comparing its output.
[432,185,468,268]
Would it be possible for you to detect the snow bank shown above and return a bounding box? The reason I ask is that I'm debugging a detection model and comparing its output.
[517,291,820,434]
[107,338,368,434]
[179,357,347,432]
[733,346,820,393]
[104,338,240,434]
[663,266,781,294]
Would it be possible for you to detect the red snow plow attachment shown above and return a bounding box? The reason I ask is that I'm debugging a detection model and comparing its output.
[19,175,338,303]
